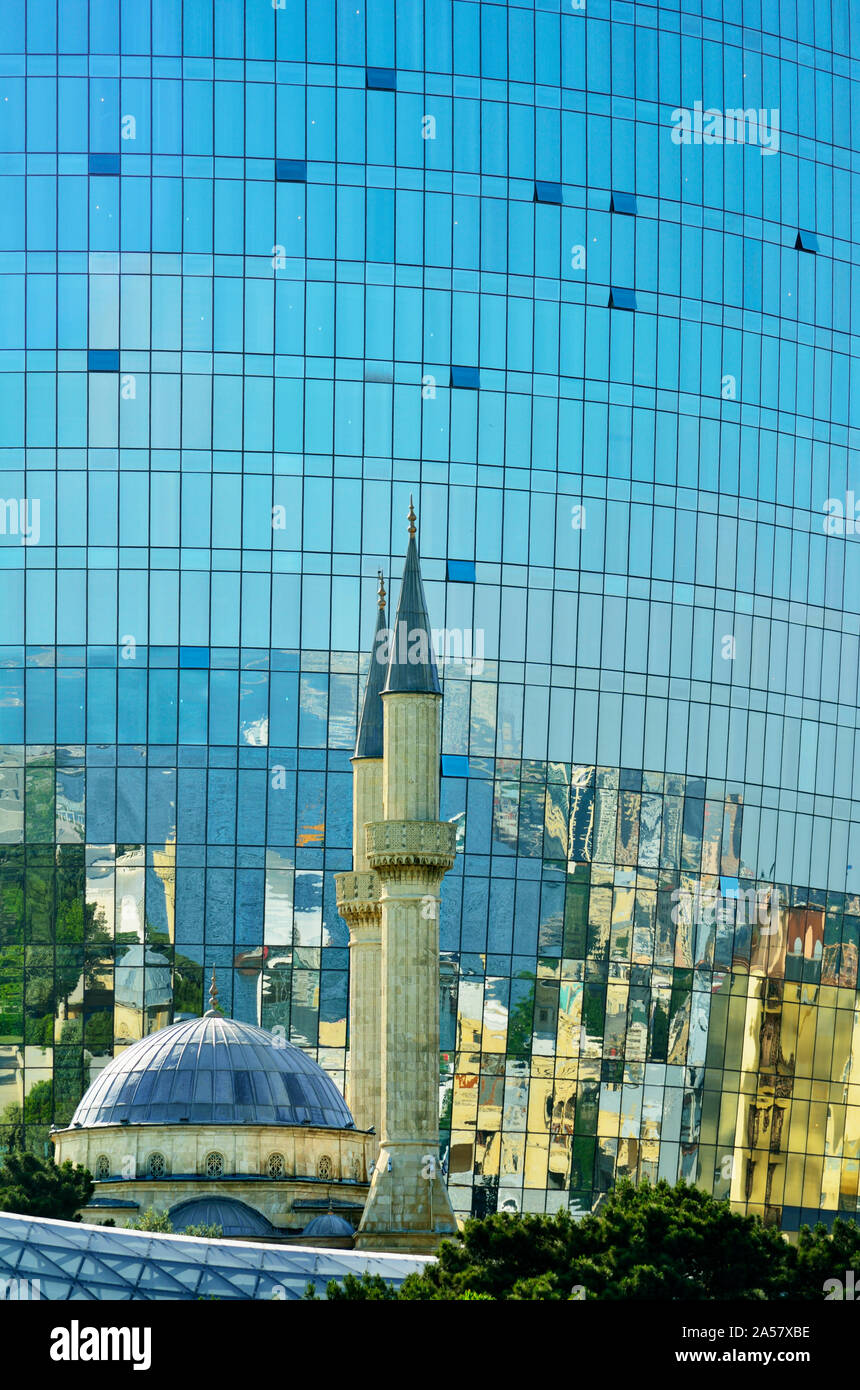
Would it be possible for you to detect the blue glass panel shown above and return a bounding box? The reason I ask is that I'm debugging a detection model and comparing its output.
[795,229,819,252]
[451,365,480,388]
[88,152,120,175]
[87,348,119,371]
[534,181,563,204]
[446,560,476,583]
[441,754,470,777]
[608,287,636,310]
[610,190,637,214]
[179,646,210,668]
[366,67,396,89]
[275,159,307,182]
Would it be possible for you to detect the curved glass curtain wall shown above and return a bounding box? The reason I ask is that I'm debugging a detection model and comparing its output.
[0,0,858,1229]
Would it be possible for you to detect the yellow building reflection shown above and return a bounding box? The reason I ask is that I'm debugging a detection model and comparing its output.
[728,902,860,1225]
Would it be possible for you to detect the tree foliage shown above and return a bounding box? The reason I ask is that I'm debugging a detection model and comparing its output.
[0,1150,93,1221]
[309,1180,860,1301]
[305,1272,399,1301]
[126,1208,174,1233]
[124,1209,222,1239]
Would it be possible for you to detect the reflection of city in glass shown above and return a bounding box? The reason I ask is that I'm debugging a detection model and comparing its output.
[0,1,858,1234]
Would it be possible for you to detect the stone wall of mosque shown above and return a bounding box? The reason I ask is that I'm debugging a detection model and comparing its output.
[53,1122,372,1228]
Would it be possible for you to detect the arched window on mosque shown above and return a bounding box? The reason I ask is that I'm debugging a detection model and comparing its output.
[317,1154,333,1181]
[95,1154,110,1180]
[147,1152,166,1179]
[205,1151,224,1178]
[266,1152,286,1179]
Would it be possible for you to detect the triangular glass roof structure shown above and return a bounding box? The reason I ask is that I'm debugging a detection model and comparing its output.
[0,1211,429,1301]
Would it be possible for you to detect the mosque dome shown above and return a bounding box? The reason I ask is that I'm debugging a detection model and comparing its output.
[302,1211,355,1238]
[169,1196,277,1239]
[68,1013,356,1131]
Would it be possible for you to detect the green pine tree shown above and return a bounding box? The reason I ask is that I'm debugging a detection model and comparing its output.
[0,1150,93,1221]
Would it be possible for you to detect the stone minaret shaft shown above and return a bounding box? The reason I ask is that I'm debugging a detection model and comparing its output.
[356,500,458,1252]
[334,574,386,1139]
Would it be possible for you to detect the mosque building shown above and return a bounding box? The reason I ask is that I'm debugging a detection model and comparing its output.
[51,509,457,1254]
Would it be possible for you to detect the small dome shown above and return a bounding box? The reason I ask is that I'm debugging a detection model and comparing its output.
[170,1196,276,1239]
[68,1014,355,1130]
[303,1212,355,1238]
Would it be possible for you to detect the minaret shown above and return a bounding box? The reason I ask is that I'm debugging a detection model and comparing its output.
[334,574,386,1137]
[355,500,458,1252]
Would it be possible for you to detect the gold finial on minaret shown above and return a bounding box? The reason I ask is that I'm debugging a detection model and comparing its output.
[377,571,386,609]
[407,495,416,538]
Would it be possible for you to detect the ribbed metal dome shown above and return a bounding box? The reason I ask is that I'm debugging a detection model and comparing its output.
[169,1196,277,1239]
[302,1211,355,1238]
[68,1015,355,1130]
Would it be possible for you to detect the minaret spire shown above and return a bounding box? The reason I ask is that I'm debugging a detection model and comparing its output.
[383,499,441,696]
[354,572,388,759]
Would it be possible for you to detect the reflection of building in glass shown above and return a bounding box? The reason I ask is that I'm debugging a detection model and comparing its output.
[150,836,176,945]
[113,944,172,1041]
[722,897,860,1229]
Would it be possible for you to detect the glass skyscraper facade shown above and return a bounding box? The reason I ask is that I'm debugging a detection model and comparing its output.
[1,0,859,1232]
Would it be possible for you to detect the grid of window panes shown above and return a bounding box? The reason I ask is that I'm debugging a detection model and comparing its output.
[1,0,860,1228]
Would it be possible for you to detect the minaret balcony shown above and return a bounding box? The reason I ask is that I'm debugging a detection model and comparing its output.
[334,870,381,927]
[365,819,456,872]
